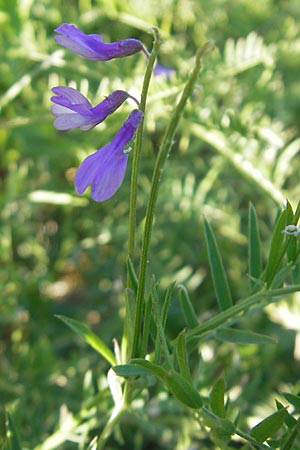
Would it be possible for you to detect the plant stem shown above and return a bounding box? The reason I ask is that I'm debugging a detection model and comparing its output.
[96,381,136,449]
[127,28,161,260]
[96,403,126,450]
[186,284,300,341]
[200,407,270,449]
[131,42,214,358]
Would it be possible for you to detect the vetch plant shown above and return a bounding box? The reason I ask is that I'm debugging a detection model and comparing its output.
[45,22,300,450]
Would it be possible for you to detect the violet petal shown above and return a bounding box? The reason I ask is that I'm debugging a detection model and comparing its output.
[74,109,143,201]
[51,87,130,131]
[54,23,144,61]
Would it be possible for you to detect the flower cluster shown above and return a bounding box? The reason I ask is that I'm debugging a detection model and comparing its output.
[51,23,144,201]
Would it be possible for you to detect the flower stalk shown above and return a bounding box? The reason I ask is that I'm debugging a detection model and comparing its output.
[127,27,161,260]
[131,41,214,358]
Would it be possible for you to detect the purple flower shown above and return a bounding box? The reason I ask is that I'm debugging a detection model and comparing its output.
[54,23,147,60]
[74,109,143,202]
[51,87,131,130]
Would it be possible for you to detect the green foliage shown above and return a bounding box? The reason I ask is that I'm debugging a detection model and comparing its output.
[250,408,288,443]
[55,315,116,366]
[177,284,199,328]
[248,202,262,288]
[114,359,203,409]
[215,327,277,345]
[209,377,226,419]
[204,218,233,311]
[2,0,300,449]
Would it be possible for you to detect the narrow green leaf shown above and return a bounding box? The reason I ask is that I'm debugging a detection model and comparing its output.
[161,281,176,328]
[178,284,198,328]
[282,392,300,408]
[262,208,287,286]
[276,400,297,428]
[286,236,298,264]
[250,408,288,442]
[121,288,136,360]
[216,327,277,345]
[286,200,294,224]
[204,218,233,311]
[176,330,192,382]
[126,256,138,294]
[140,293,152,356]
[248,203,262,288]
[151,280,172,368]
[6,411,22,450]
[55,315,116,366]
[130,359,202,409]
[113,364,151,377]
[210,377,226,418]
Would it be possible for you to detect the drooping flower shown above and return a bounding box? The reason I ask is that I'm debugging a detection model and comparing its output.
[74,109,143,202]
[51,87,132,131]
[54,23,147,61]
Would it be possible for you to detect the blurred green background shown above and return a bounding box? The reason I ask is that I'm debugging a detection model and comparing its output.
[1,0,300,448]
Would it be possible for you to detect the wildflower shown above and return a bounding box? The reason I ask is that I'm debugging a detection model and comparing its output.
[74,109,143,202]
[51,87,132,130]
[54,23,147,60]
[282,224,300,236]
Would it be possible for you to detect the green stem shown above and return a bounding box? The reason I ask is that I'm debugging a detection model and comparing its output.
[96,405,126,450]
[131,42,214,358]
[186,284,300,341]
[200,407,271,449]
[127,28,161,260]
[96,382,134,450]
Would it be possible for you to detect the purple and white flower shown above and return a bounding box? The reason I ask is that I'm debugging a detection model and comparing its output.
[74,109,143,202]
[51,87,131,131]
[54,23,147,61]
